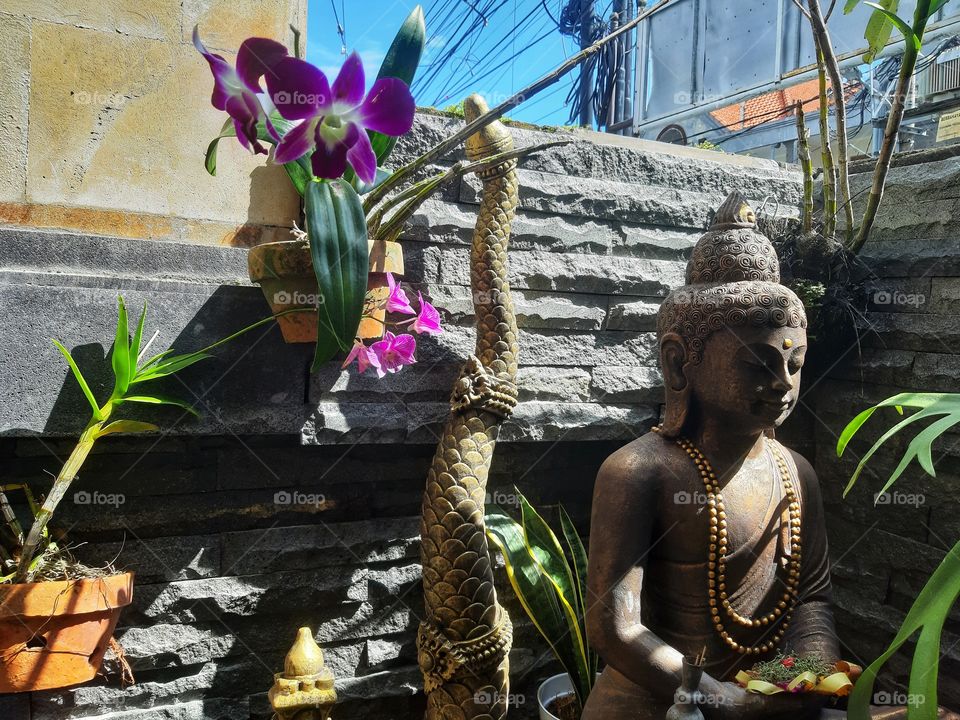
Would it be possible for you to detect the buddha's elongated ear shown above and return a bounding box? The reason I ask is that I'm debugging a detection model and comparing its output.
[659,332,690,437]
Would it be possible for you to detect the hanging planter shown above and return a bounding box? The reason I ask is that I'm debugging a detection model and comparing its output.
[247,237,404,344]
[0,572,134,693]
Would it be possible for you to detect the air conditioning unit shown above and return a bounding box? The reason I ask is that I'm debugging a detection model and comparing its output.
[920,56,960,96]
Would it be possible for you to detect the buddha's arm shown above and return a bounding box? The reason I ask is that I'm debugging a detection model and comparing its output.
[585,449,687,702]
[782,449,841,661]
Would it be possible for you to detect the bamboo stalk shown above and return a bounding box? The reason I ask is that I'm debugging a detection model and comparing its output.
[806,0,854,244]
[795,103,815,234]
[362,0,672,215]
[852,2,932,254]
[815,43,838,240]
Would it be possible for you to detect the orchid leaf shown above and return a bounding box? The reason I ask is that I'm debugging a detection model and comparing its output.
[863,0,901,61]
[120,394,199,417]
[111,296,131,398]
[929,0,951,17]
[845,0,862,12]
[95,420,160,438]
[304,178,368,370]
[863,3,920,49]
[369,5,425,166]
[847,537,960,720]
[52,339,102,420]
[131,352,213,384]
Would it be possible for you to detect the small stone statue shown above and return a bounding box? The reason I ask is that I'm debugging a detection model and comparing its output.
[268,627,336,720]
[582,193,919,720]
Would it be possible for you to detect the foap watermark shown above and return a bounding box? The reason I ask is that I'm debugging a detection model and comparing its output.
[874,690,925,706]
[74,490,125,507]
[273,290,325,307]
[273,90,328,107]
[473,690,525,706]
[485,490,520,508]
[73,90,126,106]
[673,490,710,506]
[873,290,925,308]
[874,490,925,507]
[676,690,733,708]
[274,490,326,508]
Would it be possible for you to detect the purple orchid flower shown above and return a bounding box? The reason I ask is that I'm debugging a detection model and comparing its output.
[410,292,443,335]
[193,27,289,154]
[385,272,415,315]
[370,331,416,377]
[265,51,415,183]
[342,340,381,375]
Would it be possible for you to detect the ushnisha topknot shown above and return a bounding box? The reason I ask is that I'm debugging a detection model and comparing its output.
[657,191,807,366]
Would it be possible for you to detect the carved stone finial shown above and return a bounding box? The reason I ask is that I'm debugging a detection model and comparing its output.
[268,628,336,720]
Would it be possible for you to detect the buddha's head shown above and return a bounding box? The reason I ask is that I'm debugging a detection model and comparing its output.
[656,192,807,437]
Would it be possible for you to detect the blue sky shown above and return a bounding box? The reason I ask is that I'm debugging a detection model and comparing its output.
[306,1,578,126]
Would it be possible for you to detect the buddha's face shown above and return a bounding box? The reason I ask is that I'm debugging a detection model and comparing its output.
[687,324,807,432]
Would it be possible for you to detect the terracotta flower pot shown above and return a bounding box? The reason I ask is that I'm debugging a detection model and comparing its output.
[0,572,134,693]
[247,238,404,344]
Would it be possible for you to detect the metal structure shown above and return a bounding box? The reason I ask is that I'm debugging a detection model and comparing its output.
[628,0,960,154]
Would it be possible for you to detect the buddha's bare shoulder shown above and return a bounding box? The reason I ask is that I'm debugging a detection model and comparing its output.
[594,431,678,498]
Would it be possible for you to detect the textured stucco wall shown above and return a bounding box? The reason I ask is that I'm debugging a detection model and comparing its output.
[0,115,805,718]
[0,0,304,246]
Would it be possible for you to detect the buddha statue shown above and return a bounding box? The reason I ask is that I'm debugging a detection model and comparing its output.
[582,192,914,720]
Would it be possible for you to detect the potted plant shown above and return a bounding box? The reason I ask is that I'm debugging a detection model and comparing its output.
[0,297,278,692]
[195,7,567,373]
[486,491,598,720]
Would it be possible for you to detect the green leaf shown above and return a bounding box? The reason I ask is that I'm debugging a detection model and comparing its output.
[52,339,102,420]
[845,0,862,12]
[111,296,131,398]
[304,178,369,370]
[864,2,920,49]
[847,537,960,720]
[129,301,147,386]
[95,420,160,438]
[928,0,951,17]
[351,167,393,196]
[559,505,597,691]
[131,352,213,384]
[204,118,236,176]
[486,510,586,709]
[119,394,200,417]
[863,0,901,62]
[368,5,425,166]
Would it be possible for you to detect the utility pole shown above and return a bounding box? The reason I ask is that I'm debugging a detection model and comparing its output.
[613,0,626,131]
[622,0,635,135]
[579,0,595,127]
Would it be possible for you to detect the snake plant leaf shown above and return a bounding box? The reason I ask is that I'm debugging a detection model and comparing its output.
[863,0,901,61]
[95,420,160,438]
[111,296,131,398]
[847,536,960,720]
[304,178,369,370]
[517,494,591,705]
[863,3,920,49]
[120,394,199,417]
[838,393,960,496]
[370,5,425,166]
[559,505,598,688]
[486,509,585,704]
[52,339,102,420]
[205,114,311,196]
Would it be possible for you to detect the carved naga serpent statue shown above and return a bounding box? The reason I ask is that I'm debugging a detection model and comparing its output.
[417,94,520,720]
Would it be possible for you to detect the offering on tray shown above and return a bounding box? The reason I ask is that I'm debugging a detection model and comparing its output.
[735,653,862,696]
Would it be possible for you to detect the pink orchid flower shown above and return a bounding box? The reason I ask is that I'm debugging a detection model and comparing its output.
[265,51,415,183]
[193,27,289,154]
[342,340,381,375]
[385,272,415,315]
[411,292,443,335]
[371,331,416,377]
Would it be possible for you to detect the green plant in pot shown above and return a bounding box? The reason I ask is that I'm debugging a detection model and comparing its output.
[838,392,960,720]
[486,490,597,720]
[0,297,275,693]
[196,7,568,373]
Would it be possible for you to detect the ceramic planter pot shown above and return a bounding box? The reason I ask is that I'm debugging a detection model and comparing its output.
[0,572,134,692]
[537,672,577,720]
[247,238,404,344]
